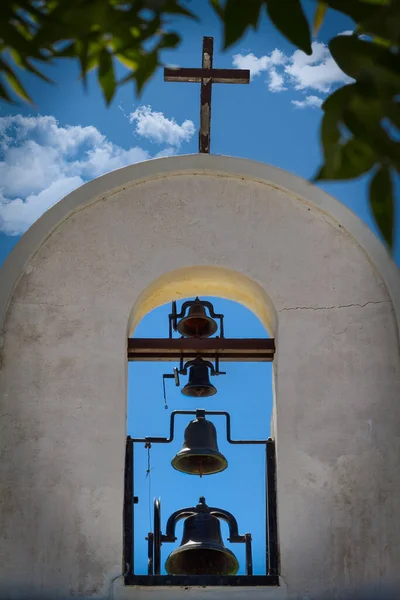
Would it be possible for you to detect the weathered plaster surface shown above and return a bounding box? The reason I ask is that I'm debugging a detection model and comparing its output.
[0,155,399,600]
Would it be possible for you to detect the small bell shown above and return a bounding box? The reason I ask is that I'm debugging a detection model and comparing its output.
[165,498,239,575]
[177,298,218,338]
[171,414,228,476]
[181,359,217,398]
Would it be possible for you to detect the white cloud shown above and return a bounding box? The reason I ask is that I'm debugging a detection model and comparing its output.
[269,49,287,66]
[232,48,287,79]
[292,95,323,109]
[284,41,353,93]
[0,177,84,236]
[129,105,195,146]
[232,38,353,103]
[233,53,270,78]
[268,69,287,93]
[0,110,192,235]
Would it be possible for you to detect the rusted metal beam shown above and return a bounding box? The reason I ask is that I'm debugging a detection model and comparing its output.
[127,338,275,362]
[199,35,213,154]
[164,68,250,84]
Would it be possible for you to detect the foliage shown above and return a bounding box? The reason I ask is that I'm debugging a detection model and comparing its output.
[0,0,194,104]
[0,0,399,249]
[213,0,400,250]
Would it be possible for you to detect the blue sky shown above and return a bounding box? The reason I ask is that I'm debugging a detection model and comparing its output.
[1,0,399,577]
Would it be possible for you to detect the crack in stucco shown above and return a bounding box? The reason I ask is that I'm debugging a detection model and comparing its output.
[278,300,390,312]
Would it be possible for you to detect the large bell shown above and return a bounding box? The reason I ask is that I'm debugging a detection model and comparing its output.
[181,359,217,398]
[171,414,228,476]
[165,499,239,575]
[177,298,218,338]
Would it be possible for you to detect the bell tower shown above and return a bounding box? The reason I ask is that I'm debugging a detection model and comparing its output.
[0,145,399,599]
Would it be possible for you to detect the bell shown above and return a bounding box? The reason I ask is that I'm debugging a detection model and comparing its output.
[165,498,239,575]
[177,298,218,338]
[171,414,228,476]
[181,360,217,398]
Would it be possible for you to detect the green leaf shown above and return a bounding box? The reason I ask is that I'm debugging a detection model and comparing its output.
[359,0,390,5]
[317,137,377,180]
[134,50,159,94]
[209,0,224,19]
[318,84,354,175]
[116,51,139,71]
[319,106,341,168]
[1,59,33,104]
[369,164,394,248]
[222,0,264,48]
[153,0,198,20]
[313,2,327,36]
[323,0,383,22]
[9,50,54,84]
[0,80,13,103]
[98,48,116,105]
[323,0,399,43]
[340,99,400,171]
[266,0,312,54]
[329,35,400,92]
[76,39,91,84]
[386,101,400,130]
[158,32,180,49]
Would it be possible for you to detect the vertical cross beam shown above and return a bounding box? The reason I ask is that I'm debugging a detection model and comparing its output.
[199,36,213,154]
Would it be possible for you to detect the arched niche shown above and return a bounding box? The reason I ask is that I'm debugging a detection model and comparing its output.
[0,154,399,600]
[128,265,277,337]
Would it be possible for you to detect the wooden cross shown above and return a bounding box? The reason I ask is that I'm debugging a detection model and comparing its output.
[164,36,250,154]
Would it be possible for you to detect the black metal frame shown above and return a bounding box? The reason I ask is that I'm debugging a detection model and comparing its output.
[123,410,279,586]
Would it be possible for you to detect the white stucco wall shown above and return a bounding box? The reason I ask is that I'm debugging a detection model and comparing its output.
[0,155,399,600]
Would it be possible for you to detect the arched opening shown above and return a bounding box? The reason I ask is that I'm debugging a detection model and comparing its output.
[126,271,277,580]
[127,265,277,338]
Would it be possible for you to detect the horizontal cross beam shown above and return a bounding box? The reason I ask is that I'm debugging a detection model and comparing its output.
[127,338,275,362]
[164,67,250,84]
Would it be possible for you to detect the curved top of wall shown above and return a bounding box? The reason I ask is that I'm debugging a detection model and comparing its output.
[1,153,399,332]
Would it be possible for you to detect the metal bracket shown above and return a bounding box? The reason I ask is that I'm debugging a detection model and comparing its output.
[179,356,226,377]
[162,368,180,409]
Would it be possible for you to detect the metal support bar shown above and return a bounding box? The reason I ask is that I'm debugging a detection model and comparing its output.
[146,532,154,575]
[128,338,275,362]
[154,499,161,576]
[123,437,134,580]
[266,440,279,576]
[131,410,195,444]
[131,409,269,445]
[125,575,279,586]
[245,534,253,576]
